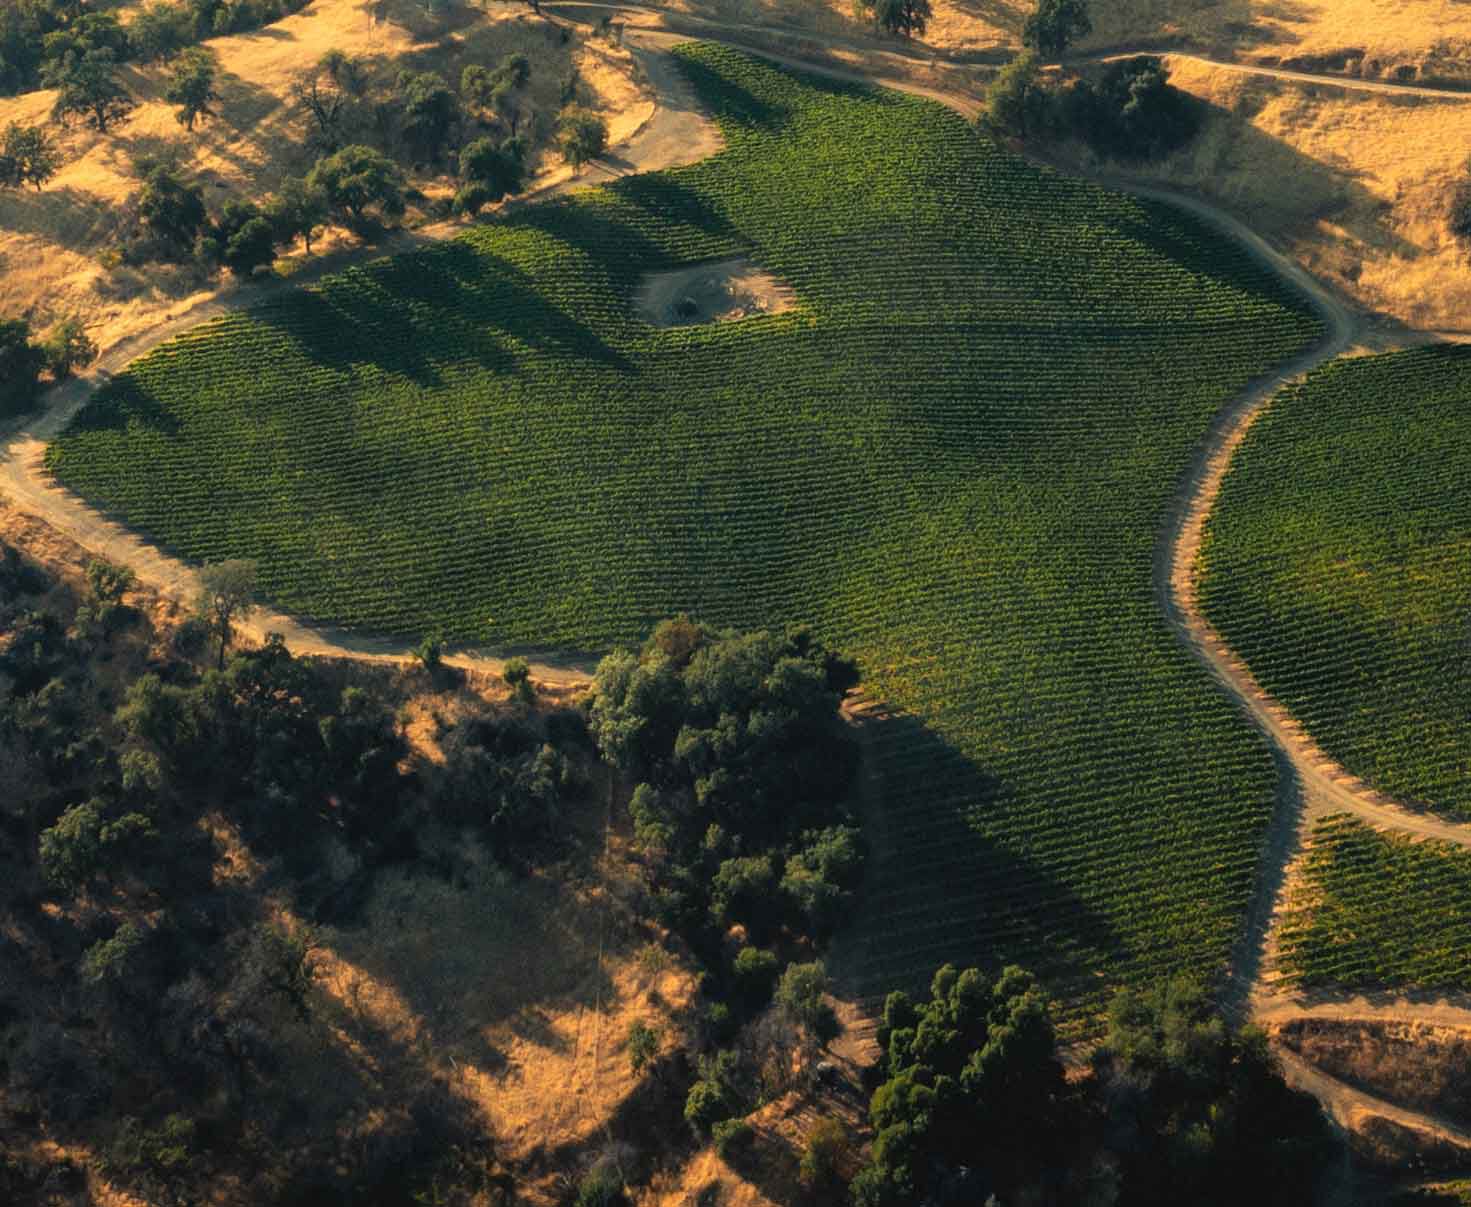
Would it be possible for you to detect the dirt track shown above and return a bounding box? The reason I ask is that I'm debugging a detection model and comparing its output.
[7,4,1471,1136]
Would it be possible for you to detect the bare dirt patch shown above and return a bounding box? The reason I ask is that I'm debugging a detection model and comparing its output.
[635,256,796,326]
[1275,1017,1471,1130]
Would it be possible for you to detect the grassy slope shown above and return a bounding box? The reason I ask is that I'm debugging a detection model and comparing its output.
[1279,814,1471,993]
[48,45,1322,1033]
[1200,345,1471,816]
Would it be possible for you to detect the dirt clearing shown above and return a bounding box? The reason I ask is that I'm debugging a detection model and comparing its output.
[634,256,796,325]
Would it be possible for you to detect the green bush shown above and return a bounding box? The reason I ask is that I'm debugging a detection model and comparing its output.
[712,1117,754,1160]
[574,1168,625,1207]
[626,1019,659,1072]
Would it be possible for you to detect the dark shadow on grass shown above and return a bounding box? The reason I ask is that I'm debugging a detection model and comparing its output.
[830,708,1120,1014]
[65,375,184,438]
[245,235,629,384]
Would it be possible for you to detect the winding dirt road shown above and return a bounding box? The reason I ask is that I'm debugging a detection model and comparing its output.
[7,4,1471,1144]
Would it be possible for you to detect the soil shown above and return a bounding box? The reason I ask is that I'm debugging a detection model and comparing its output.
[1275,1018,1471,1130]
[634,257,796,326]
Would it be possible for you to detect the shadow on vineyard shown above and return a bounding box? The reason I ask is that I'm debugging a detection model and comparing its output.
[845,709,1120,1007]
[47,44,1325,1034]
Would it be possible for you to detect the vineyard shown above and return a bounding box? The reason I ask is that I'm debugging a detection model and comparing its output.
[1278,814,1471,993]
[1199,345,1471,817]
[47,45,1324,1034]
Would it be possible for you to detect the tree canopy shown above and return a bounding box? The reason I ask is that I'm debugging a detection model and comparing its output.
[307,144,404,226]
[164,47,218,131]
[1022,0,1092,56]
[0,121,58,190]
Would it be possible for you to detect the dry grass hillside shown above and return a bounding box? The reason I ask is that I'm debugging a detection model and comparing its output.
[1065,58,1471,334]
[0,0,649,356]
[663,0,1471,77]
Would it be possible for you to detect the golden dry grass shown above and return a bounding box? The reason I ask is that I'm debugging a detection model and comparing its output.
[0,0,648,356]
[668,0,1471,70]
[1069,58,1471,332]
[316,847,695,1192]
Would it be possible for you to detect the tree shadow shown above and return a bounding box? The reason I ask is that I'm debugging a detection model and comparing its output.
[0,185,119,248]
[66,375,184,438]
[831,708,1120,1017]
[244,234,627,386]
[213,67,291,133]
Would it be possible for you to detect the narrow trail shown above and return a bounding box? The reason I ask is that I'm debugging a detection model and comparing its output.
[8,2,1471,1139]
[1276,1045,1471,1153]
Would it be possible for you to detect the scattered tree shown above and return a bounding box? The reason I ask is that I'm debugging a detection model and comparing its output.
[1023,0,1092,56]
[626,1019,659,1072]
[129,2,193,63]
[206,197,277,276]
[459,134,524,201]
[137,163,207,248]
[41,317,96,379]
[396,69,459,162]
[0,318,46,416]
[50,48,133,132]
[556,105,606,169]
[985,51,1051,138]
[164,47,217,131]
[1452,173,1471,246]
[195,557,258,669]
[307,144,404,227]
[0,122,59,190]
[264,175,328,254]
[776,960,839,1043]
[1060,55,1199,160]
[872,0,931,39]
[292,53,365,153]
[462,52,531,135]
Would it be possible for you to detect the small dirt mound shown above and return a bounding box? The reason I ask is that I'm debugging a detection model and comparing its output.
[635,257,796,327]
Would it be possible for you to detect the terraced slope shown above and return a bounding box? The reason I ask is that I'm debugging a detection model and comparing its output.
[1279,814,1471,993]
[46,45,1323,1035]
[1200,345,1471,819]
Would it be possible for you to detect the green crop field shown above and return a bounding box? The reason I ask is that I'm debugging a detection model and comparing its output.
[1279,814,1471,993]
[1200,345,1471,817]
[47,45,1324,1034]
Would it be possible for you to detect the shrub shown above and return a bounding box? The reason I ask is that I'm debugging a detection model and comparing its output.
[712,1117,754,1159]
[574,1167,625,1207]
[626,1019,659,1073]
[1451,174,1471,245]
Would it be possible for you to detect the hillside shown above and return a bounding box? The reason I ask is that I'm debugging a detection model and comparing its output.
[41,43,1329,1036]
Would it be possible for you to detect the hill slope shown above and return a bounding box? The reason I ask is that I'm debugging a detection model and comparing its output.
[47,44,1324,1032]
